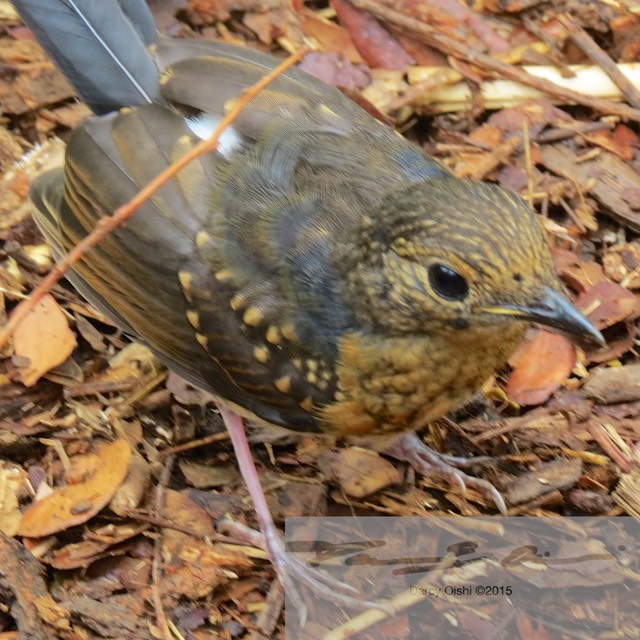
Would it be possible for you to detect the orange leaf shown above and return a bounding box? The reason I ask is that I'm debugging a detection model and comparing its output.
[18,440,132,538]
[13,293,76,386]
[469,123,503,147]
[507,330,576,406]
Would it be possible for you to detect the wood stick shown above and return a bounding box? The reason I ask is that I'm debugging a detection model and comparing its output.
[350,0,640,122]
[558,13,640,110]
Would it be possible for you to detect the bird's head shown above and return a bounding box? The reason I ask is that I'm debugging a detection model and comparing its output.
[347,176,603,347]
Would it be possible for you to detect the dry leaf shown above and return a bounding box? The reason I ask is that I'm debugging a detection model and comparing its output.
[506,458,582,505]
[603,240,640,289]
[13,293,76,386]
[583,123,639,161]
[301,12,363,63]
[331,0,414,71]
[109,449,151,516]
[583,364,640,404]
[576,281,639,329]
[38,522,148,569]
[507,330,577,406]
[18,440,132,538]
[469,123,503,147]
[158,491,251,601]
[553,247,608,293]
[299,51,370,91]
[330,447,401,498]
[179,459,237,489]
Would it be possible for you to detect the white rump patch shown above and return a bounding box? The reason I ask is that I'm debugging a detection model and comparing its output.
[185,114,242,159]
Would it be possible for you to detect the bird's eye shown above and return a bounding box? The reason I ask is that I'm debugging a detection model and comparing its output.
[428,264,469,301]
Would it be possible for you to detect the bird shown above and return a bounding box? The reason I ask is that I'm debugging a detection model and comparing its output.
[12,0,603,612]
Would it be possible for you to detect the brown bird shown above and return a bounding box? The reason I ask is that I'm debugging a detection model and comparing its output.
[13,0,603,611]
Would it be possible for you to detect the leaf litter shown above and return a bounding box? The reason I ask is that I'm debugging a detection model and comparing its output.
[2,0,640,637]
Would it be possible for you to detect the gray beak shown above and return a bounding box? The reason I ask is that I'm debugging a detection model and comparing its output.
[483,286,605,347]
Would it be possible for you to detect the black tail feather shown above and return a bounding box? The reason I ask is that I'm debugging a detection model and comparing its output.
[12,0,160,113]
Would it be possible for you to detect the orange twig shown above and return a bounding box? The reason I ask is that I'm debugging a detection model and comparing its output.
[0,48,307,350]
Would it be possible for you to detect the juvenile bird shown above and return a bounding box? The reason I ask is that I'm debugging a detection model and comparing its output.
[13,0,603,609]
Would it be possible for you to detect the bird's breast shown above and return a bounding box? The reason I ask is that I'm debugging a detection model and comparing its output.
[319,325,525,436]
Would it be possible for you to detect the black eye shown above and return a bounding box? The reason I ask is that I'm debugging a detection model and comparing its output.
[428,264,469,301]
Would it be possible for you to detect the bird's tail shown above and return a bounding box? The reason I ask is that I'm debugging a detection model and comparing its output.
[12,0,160,114]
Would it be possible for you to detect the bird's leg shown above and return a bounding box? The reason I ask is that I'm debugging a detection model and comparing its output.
[380,432,508,514]
[216,404,390,618]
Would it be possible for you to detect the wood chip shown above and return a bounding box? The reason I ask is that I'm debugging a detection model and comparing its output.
[506,458,582,505]
[583,364,640,404]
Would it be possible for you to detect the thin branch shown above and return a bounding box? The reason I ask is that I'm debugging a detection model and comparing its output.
[558,13,640,111]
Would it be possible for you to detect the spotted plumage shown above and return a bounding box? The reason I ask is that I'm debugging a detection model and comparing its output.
[25,27,602,439]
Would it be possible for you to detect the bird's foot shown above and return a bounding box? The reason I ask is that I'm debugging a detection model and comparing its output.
[269,530,391,623]
[220,518,390,625]
[383,432,507,514]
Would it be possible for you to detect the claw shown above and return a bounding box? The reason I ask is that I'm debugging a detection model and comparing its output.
[384,432,508,514]
[220,517,391,620]
[275,547,392,623]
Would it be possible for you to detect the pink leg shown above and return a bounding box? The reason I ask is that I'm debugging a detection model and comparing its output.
[216,404,389,619]
[217,405,283,556]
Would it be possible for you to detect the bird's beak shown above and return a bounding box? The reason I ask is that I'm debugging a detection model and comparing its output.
[482,286,605,347]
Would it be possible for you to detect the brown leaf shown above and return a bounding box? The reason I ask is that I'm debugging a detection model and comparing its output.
[583,124,640,162]
[583,364,640,404]
[488,101,572,137]
[186,0,281,23]
[109,449,151,516]
[158,491,251,602]
[301,13,363,63]
[469,123,503,147]
[13,293,76,387]
[267,475,327,520]
[161,490,216,539]
[516,613,554,640]
[298,51,370,91]
[167,371,216,406]
[242,12,274,45]
[329,447,401,498]
[18,440,132,538]
[507,330,577,406]
[401,0,511,54]
[498,165,529,192]
[552,247,608,293]
[37,522,149,569]
[575,280,640,329]
[331,0,414,71]
[178,459,236,490]
[603,240,640,289]
[506,458,582,505]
